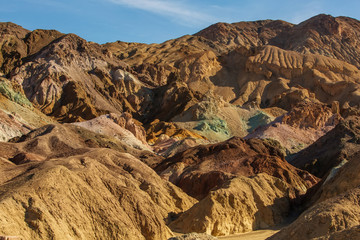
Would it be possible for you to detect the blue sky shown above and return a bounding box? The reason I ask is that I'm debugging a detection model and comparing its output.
[2,0,360,44]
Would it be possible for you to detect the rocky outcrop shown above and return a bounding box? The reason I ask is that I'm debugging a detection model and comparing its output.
[103,35,219,67]
[0,78,54,141]
[246,101,341,154]
[290,116,360,177]
[0,108,32,142]
[6,123,162,167]
[146,119,208,156]
[197,14,360,69]
[72,113,151,151]
[155,138,209,158]
[156,137,318,199]
[9,33,154,122]
[24,29,64,56]
[195,20,293,51]
[0,24,63,76]
[0,22,29,75]
[281,101,341,129]
[103,35,222,98]
[110,112,148,145]
[169,174,293,236]
[270,14,360,68]
[147,120,206,144]
[147,80,201,122]
[270,139,360,240]
[245,45,360,108]
[269,187,360,240]
[173,93,279,141]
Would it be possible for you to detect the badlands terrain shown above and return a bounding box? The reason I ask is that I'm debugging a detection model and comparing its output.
[0,14,360,239]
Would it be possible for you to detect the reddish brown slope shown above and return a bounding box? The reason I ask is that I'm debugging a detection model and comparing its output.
[155,137,318,199]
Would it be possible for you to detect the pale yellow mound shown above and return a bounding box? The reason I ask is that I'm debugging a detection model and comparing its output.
[0,149,196,240]
[170,173,292,236]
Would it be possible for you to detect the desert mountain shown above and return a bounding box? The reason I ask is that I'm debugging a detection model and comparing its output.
[3,15,359,125]
[197,14,360,68]
[1,14,360,240]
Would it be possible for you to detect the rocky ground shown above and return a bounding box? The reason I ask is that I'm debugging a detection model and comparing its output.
[1,14,360,240]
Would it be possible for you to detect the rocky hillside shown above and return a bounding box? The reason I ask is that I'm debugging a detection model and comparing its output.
[270,150,360,240]
[290,116,360,177]
[1,14,360,239]
[0,124,194,240]
[155,137,318,200]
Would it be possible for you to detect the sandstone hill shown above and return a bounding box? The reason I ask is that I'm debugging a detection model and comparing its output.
[0,124,195,240]
[170,173,295,236]
[153,137,318,236]
[72,112,152,151]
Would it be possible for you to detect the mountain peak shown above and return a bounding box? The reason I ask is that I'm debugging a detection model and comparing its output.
[297,13,340,35]
[0,21,29,39]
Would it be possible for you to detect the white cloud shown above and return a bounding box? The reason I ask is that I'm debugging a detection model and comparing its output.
[107,0,216,26]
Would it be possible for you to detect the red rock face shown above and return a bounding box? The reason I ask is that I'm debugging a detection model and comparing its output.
[156,137,318,199]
